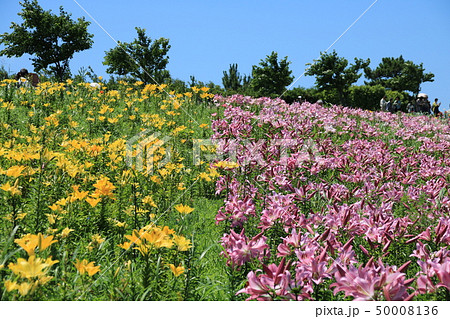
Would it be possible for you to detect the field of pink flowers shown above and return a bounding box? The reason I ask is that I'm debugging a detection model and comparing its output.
[211,95,450,301]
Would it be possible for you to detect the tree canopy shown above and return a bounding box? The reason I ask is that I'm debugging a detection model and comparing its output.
[103,27,171,84]
[251,51,293,97]
[222,63,250,92]
[305,50,370,105]
[0,0,93,81]
[364,55,434,95]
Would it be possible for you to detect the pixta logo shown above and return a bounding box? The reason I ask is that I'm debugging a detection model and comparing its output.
[125,130,172,174]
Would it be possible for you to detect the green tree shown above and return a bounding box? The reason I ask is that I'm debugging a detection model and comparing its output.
[167,78,188,93]
[103,27,170,84]
[348,84,411,111]
[364,55,434,96]
[305,50,369,105]
[222,63,250,92]
[282,86,321,104]
[347,84,386,111]
[251,52,293,97]
[0,0,93,81]
[0,65,10,81]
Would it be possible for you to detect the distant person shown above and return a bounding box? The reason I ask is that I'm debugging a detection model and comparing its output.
[386,98,394,113]
[380,96,387,111]
[425,98,432,114]
[15,68,29,86]
[393,97,401,112]
[29,73,40,87]
[15,68,39,87]
[90,82,101,89]
[432,98,442,117]
[407,101,414,113]
[416,96,426,113]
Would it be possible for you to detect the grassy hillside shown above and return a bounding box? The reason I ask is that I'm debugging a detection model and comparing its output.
[1,80,449,301]
[0,79,231,300]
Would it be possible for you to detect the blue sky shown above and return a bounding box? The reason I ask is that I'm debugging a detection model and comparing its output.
[1,0,449,109]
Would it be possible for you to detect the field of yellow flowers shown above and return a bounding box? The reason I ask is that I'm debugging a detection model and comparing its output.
[0,79,230,300]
